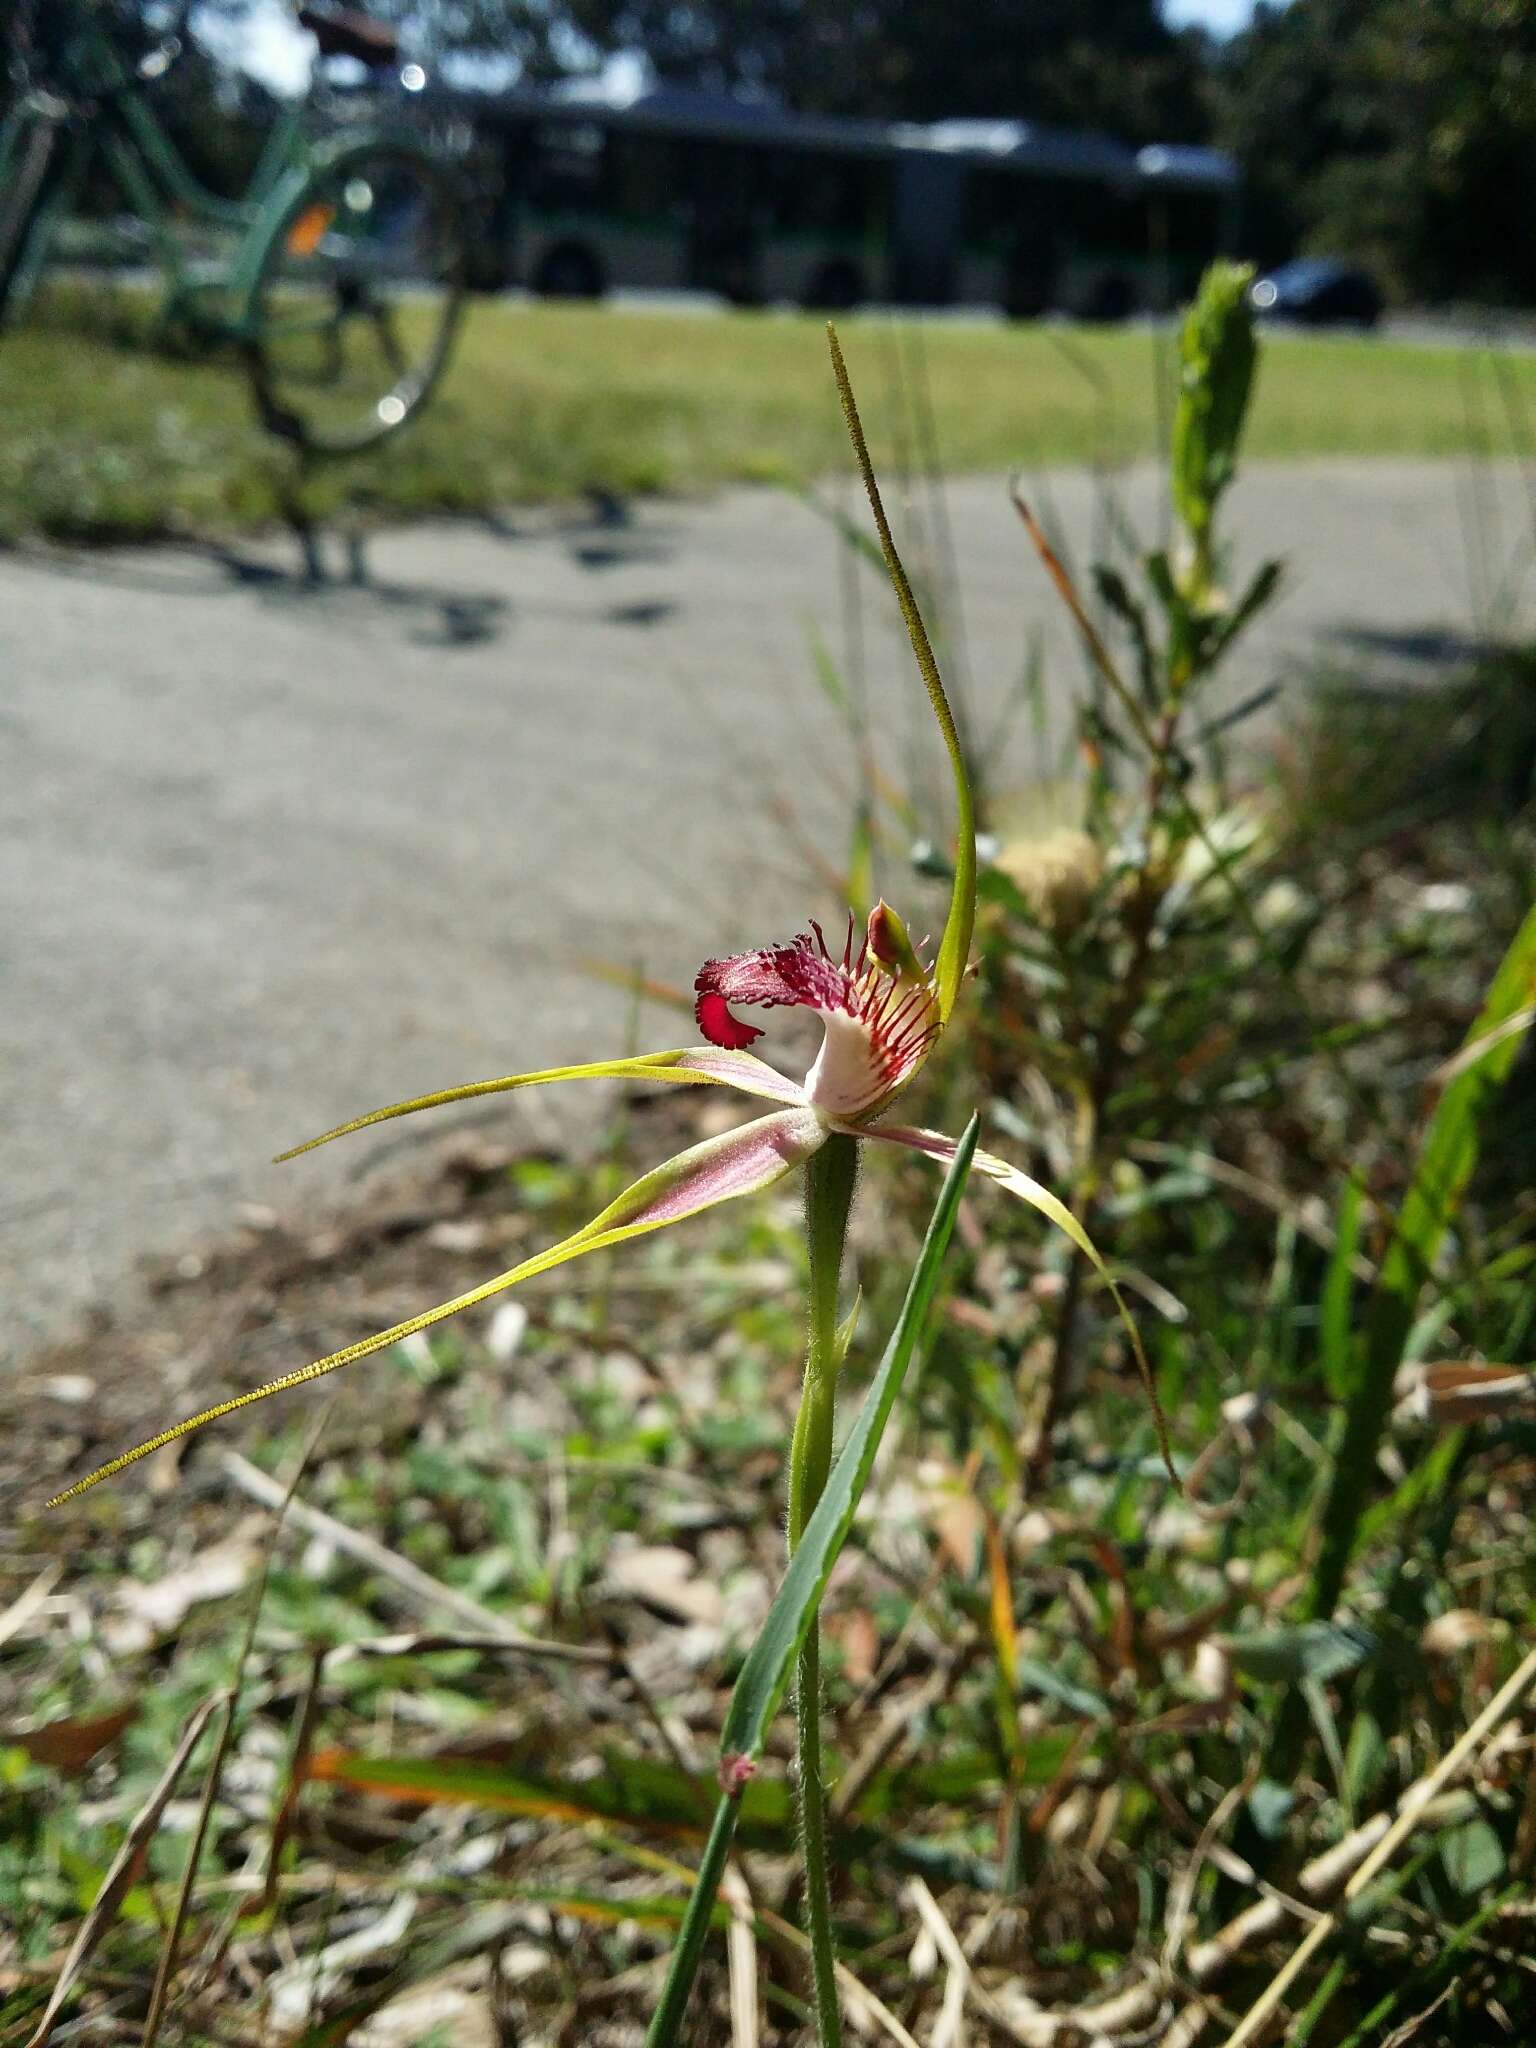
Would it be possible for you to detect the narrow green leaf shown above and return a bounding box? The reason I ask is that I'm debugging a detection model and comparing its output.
[645,1117,978,2047]
[723,1116,977,1760]
[1319,1173,1364,1399]
[1013,1658,1112,1723]
[846,798,875,922]
[309,1748,793,1835]
[827,328,975,1026]
[1224,1621,1377,1686]
[1310,900,1536,1617]
[804,615,852,721]
[1092,561,1158,707]
[832,1288,863,1368]
[1204,556,1284,668]
[1356,1428,1464,1550]
[1343,1709,1388,1809]
[793,481,904,587]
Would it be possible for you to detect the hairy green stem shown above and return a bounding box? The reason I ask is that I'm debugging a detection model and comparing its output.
[787,1133,858,2047]
[643,1793,741,2047]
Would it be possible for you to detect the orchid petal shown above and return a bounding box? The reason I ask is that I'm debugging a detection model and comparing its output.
[857,1123,1176,1482]
[828,328,976,1027]
[669,1047,809,1104]
[275,1048,806,1161]
[48,1109,828,1506]
[694,919,938,1119]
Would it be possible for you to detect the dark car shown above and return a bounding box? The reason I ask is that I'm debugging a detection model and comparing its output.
[1249,258,1383,330]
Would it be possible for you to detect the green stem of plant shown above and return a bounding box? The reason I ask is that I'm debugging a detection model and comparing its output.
[643,1793,740,2048]
[786,1131,858,2048]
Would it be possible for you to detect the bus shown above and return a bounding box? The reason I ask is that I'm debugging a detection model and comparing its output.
[442,79,1238,319]
[924,123,1239,319]
[444,82,897,309]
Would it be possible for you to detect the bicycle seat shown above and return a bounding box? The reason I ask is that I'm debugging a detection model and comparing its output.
[296,5,401,67]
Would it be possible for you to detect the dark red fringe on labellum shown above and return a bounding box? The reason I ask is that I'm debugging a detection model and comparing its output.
[694,925,861,1050]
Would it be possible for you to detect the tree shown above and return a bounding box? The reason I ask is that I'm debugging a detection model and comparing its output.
[1218,0,1536,305]
[396,0,1209,143]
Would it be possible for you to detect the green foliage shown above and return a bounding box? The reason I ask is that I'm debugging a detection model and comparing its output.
[1309,898,1536,1619]
[1217,0,1536,305]
[1170,260,1256,557]
[425,0,1204,140]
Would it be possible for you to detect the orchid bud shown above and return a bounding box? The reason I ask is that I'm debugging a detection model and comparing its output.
[867,899,922,980]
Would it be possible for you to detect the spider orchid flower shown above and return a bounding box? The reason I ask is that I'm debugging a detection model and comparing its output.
[48,888,1154,1506]
[48,330,1163,1509]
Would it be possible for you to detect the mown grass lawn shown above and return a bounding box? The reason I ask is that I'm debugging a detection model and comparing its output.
[5,291,1536,542]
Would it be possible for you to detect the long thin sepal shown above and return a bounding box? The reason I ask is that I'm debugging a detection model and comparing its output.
[859,1123,1178,1483]
[47,1109,828,1507]
[826,326,976,1027]
[275,1047,807,1161]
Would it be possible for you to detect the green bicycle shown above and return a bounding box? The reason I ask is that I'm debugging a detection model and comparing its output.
[0,0,468,452]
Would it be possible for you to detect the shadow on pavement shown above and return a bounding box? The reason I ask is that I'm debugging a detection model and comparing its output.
[5,489,689,647]
[1333,623,1496,669]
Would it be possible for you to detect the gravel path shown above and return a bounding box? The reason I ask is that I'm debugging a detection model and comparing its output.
[5,457,1533,1359]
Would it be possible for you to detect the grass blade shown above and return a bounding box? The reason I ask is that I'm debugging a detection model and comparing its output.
[827,329,975,1028]
[1309,899,1536,1612]
[645,1116,978,2046]
[1319,1172,1365,1399]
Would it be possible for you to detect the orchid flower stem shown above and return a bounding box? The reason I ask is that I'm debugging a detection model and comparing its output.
[786,1132,858,2047]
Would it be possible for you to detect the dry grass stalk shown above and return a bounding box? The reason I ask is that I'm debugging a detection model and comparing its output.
[1218,1640,1536,2047]
[24,1691,227,2048]
[220,1450,612,1663]
[721,1864,760,2048]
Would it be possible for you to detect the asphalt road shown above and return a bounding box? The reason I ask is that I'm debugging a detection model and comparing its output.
[5,457,1533,1360]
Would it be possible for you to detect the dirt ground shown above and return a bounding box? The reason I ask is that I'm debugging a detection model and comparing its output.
[7,1089,713,1530]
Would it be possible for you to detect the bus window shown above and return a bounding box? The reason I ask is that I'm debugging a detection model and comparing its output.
[757,147,883,306]
[528,122,607,209]
[682,140,760,303]
[1147,186,1227,298]
[608,131,676,226]
[963,168,1061,318]
[1043,176,1145,318]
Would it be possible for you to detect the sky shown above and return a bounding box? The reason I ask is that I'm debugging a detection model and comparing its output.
[1163,0,1261,32]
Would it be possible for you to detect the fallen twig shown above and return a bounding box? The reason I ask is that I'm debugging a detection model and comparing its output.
[26,1692,227,2048]
[0,1561,62,1649]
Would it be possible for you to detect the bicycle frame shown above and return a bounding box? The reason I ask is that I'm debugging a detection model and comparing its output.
[0,11,401,343]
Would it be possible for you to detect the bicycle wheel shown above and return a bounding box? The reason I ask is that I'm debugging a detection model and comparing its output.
[0,111,63,330]
[245,142,467,454]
